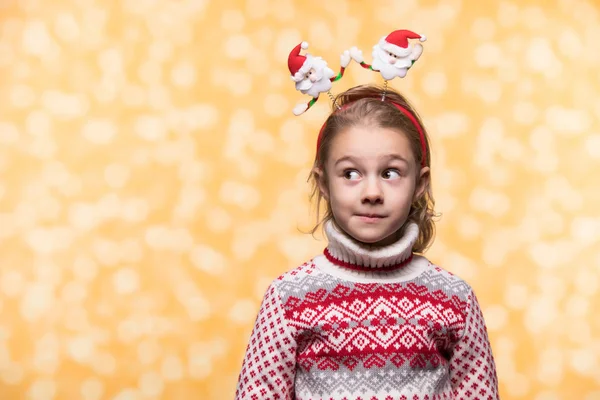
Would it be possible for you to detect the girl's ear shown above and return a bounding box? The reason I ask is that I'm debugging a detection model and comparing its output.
[313,167,329,200]
[413,166,430,202]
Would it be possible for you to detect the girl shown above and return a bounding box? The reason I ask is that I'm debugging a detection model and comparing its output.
[235,85,499,400]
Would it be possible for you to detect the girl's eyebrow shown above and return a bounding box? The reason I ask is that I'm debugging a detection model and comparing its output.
[382,154,410,164]
[334,155,358,166]
[334,154,409,166]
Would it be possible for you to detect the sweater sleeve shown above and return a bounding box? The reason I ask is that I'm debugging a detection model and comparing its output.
[449,288,500,400]
[235,283,297,400]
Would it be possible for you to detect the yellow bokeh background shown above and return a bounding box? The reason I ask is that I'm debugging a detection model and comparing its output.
[1,0,599,399]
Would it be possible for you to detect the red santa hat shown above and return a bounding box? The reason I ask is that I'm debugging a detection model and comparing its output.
[380,30,426,57]
[288,41,313,82]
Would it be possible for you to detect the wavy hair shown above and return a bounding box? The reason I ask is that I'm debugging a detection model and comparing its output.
[307,84,439,253]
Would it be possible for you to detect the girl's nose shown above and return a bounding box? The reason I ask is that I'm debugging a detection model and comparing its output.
[361,178,383,204]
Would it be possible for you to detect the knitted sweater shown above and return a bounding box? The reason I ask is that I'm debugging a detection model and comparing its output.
[235,221,499,400]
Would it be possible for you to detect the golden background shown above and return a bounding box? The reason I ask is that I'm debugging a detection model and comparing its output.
[0,0,599,399]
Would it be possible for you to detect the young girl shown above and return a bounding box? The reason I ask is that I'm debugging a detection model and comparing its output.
[235,85,499,399]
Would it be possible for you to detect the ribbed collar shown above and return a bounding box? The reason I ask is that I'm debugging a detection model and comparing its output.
[324,220,418,271]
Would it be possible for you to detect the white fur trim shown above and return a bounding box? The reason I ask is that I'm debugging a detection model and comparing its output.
[324,220,419,268]
[291,54,314,82]
[380,37,412,57]
[301,41,309,50]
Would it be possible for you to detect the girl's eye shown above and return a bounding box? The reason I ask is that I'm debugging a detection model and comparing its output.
[343,170,360,180]
[382,169,401,179]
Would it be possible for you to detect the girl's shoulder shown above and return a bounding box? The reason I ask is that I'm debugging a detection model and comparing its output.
[272,257,321,285]
[418,257,476,295]
[258,258,324,303]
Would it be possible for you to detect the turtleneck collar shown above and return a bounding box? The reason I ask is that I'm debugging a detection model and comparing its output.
[323,219,419,271]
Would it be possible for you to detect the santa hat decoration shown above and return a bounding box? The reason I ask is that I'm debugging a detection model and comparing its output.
[380,29,426,56]
[288,41,313,82]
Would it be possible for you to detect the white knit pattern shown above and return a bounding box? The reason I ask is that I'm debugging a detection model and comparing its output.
[324,220,418,268]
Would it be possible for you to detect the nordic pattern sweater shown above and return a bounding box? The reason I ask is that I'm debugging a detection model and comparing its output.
[235,221,499,400]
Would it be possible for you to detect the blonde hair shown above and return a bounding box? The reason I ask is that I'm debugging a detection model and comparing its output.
[308,84,439,253]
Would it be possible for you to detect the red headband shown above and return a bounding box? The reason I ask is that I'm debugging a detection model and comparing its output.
[316,100,427,168]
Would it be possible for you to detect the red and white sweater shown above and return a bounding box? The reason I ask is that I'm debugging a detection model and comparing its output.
[235,221,499,400]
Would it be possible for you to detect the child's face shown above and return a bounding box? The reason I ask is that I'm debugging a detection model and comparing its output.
[317,124,429,246]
